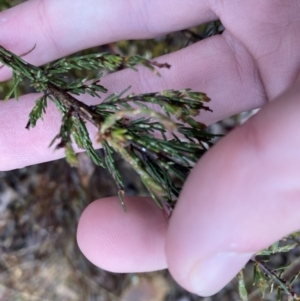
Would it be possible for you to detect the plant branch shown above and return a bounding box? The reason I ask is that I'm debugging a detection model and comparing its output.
[0,45,214,211]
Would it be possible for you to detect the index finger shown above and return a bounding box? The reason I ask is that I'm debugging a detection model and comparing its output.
[0,0,216,80]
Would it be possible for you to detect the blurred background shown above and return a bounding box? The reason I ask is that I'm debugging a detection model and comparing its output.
[1,1,300,301]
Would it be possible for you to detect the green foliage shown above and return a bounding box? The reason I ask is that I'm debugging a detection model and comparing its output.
[247,237,300,301]
[238,270,249,301]
[26,95,47,128]
[0,45,214,211]
[253,261,270,297]
[257,241,298,256]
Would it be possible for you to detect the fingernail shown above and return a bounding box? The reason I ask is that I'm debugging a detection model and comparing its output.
[188,252,253,296]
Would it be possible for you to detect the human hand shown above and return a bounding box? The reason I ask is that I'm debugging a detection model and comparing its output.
[1,0,300,296]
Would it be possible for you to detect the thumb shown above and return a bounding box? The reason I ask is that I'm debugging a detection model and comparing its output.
[166,80,300,296]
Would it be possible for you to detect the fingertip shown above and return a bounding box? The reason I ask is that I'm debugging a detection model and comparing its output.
[77,197,168,273]
[185,252,253,296]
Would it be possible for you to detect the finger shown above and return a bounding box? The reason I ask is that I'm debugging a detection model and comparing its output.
[0,0,216,80]
[166,79,300,296]
[0,40,265,171]
[215,0,300,99]
[2,0,299,100]
[77,197,168,272]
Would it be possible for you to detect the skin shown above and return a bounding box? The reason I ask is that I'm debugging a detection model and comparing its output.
[0,0,300,296]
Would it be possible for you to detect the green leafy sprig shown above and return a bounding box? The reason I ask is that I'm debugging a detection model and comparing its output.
[236,238,300,301]
[0,45,214,211]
